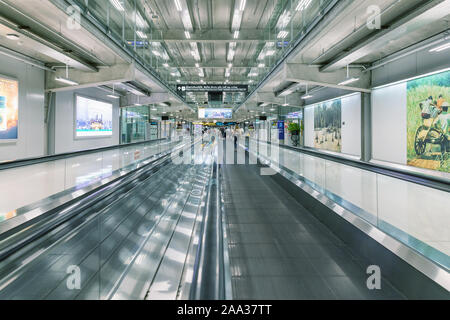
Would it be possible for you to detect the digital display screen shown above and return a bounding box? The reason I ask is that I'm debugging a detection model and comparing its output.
[76,96,113,138]
[0,77,19,140]
[198,108,233,119]
[286,111,303,119]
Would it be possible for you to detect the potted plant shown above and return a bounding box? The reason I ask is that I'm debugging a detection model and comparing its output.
[288,122,300,146]
[287,122,300,135]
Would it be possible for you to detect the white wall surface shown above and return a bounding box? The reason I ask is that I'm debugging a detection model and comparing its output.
[304,93,361,157]
[304,106,314,148]
[341,93,361,157]
[0,55,45,161]
[371,82,407,165]
[54,88,120,154]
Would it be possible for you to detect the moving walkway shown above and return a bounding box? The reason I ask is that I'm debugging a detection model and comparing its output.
[0,135,448,300]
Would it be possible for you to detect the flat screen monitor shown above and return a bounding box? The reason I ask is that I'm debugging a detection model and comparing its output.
[198,108,232,119]
[75,95,113,138]
[208,92,223,102]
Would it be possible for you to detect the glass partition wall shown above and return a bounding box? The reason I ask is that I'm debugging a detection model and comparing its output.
[120,105,157,144]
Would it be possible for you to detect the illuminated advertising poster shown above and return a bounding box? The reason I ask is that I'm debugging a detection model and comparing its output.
[407,70,450,172]
[313,98,342,152]
[76,95,113,138]
[198,108,233,119]
[0,77,19,141]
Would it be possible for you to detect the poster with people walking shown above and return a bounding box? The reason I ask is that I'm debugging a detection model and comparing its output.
[407,70,450,173]
[314,98,342,152]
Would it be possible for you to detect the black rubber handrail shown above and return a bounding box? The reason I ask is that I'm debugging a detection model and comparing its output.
[257,139,450,193]
[189,160,229,300]
[0,138,170,171]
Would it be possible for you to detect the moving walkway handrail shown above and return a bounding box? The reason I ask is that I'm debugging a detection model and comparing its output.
[189,160,231,300]
[0,138,170,170]
[255,138,450,193]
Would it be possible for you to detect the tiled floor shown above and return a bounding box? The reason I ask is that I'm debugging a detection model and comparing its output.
[222,164,406,300]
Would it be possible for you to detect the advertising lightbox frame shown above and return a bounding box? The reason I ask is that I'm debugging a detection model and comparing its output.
[0,73,19,144]
[73,93,114,141]
[198,108,233,120]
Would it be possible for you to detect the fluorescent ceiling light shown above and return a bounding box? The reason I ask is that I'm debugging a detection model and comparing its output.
[227,49,235,62]
[110,0,124,12]
[277,10,291,29]
[234,31,239,39]
[258,63,265,68]
[184,31,191,39]
[163,63,169,67]
[239,0,246,11]
[195,63,199,68]
[301,94,313,99]
[174,0,182,11]
[6,34,20,40]
[55,77,79,86]
[135,12,146,28]
[296,0,312,11]
[338,77,359,85]
[107,94,120,99]
[429,42,450,53]
[136,30,147,39]
[266,50,275,56]
[277,31,289,39]
[176,79,181,83]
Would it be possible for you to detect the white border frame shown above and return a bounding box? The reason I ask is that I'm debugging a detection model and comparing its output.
[197,108,233,120]
[371,68,450,179]
[0,73,19,144]
[73,93,114,141]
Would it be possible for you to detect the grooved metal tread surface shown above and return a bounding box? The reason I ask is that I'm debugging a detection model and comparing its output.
[0,160,211,300]
[222,164,406,300]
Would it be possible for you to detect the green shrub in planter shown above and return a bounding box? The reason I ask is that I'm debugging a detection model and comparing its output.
[287,122,300,135]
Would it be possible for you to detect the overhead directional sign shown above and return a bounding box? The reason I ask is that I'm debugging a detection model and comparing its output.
[177,84,248,93]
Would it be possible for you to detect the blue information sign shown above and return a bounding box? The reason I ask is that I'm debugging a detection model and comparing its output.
[277,121,285,140]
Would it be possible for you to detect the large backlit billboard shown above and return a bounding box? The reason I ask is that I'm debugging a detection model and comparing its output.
[0,77,19,141]
[198,108,233,119]
[75,95,113,138]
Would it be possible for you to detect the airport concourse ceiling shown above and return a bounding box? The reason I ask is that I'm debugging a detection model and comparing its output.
[0,0,448,120]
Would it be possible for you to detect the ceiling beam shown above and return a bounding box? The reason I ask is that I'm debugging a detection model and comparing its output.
[46,63,135,92]
[320,0,450,72]
[284,63,372,93]
[121,92,173,107]
[149,29,300,43]
[0,16,98,72]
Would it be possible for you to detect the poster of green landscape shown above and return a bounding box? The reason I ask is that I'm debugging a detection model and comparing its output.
[406,70,450,173]
[314,98,342,152]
